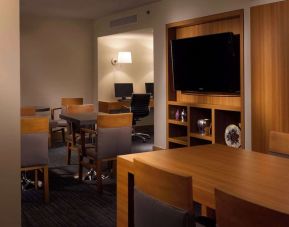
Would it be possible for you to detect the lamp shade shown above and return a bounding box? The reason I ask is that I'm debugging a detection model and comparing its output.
[117,51,132,64]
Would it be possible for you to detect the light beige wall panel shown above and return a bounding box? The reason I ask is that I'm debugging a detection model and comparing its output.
[21,15,94,108]
[0,0,21,225]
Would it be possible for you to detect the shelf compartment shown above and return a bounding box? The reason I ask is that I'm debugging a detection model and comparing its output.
[190,133,213,141]
[190,107,212,135]
[168,119,188,126]
[190,137,212,146]
[168,104,188,123]
[168,136,188,146]
[215,110,241,145]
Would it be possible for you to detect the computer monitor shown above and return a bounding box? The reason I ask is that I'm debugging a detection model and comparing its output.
[114,83,133,100]
[145,82,154,97]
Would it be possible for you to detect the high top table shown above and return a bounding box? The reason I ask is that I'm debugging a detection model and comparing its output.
[59,112,98,144]
[117,144,289,227]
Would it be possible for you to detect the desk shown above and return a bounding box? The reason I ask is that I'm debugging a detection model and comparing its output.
[117,144,289,227]
[99,99,154,113]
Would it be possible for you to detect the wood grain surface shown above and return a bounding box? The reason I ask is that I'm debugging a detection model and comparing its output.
[117,144,289,227]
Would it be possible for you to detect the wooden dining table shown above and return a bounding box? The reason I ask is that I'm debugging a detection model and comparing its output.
[117,144,289,227]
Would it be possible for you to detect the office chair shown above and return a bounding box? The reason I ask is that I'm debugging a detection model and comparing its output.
[130,93,151,142]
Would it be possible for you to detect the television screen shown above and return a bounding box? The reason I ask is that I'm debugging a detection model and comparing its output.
[114,83,133,100]
[145,82,154,97]
[171,32,240,94]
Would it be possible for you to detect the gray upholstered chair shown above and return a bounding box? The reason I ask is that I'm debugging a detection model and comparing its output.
[79,113,132,192]
[21,116,49,203]
[133,158,215,227]
[50,97,83,146]
[65,103,95,165]
[215,188,289,227]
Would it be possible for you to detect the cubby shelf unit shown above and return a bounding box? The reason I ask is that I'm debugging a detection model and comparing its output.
[166,9,244,149]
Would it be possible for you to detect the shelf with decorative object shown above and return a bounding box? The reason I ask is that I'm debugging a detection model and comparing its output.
[166,9,244,149]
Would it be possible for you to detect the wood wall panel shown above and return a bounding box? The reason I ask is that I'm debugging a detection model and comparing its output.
[251,1,289,153]
[176,17,241,39]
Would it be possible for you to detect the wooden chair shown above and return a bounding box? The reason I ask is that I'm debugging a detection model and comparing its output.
[134,158,215,227]
[269,131,289,156]
[66,104,95,165]
[21,116,49,203]
[50,98,83,145]
[215,189,289,227]
[21,106,36,116]
[79,113,132,192]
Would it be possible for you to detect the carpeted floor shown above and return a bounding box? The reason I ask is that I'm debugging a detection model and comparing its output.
[21,129,154,227]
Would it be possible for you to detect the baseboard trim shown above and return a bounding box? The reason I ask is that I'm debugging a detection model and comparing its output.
[153,145,164,151]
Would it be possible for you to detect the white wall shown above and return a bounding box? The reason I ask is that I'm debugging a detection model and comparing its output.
[94,0,284,149]
[21,15,94,108]
[0,0,21,225]
[98,29,154,101]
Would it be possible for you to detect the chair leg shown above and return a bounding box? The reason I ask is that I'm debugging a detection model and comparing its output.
[67,142,71,165]
[34,170,38,190]
[96,161,103,193]
[43,166,49,203]
[61,128,65,143]
[78,156,83,182]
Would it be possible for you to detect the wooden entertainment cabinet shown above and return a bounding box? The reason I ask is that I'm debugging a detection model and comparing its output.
[166,10,244,148]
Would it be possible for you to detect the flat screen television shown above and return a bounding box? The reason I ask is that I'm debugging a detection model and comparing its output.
[145,82,154,97]
[114,83,133,100]
[171,32,240,94]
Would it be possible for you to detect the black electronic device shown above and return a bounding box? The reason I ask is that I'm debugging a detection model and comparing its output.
[114,83,133,100]
[171,32,240,94]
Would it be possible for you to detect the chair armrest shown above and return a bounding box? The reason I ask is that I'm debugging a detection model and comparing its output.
[51,107,62,120]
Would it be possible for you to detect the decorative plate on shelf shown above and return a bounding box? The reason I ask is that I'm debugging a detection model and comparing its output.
[224,124,241,148]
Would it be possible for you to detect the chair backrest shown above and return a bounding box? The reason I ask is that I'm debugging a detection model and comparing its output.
[269,131,289,155]
[21,116,49,168]
[133,158,193,227]
[134,158,193,212]
[61,98,83,106]
[96,113,132,159]
[21,106,36,116]
[215,189,289,227]
[130,94,151,119]
[66,104,94,113]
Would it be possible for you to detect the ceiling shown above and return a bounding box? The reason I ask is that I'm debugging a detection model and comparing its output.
[21,0,160,19]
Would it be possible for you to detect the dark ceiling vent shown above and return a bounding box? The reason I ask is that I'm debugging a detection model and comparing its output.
[110,15,137,28]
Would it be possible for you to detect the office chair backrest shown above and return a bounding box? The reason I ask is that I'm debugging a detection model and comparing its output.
[66,104,95,113]
[96,113,132,159]
[21,116,49,168]
[269,131,289,156]
[215,189,289,227]
[130,94,151,119]
[21,106,36,116]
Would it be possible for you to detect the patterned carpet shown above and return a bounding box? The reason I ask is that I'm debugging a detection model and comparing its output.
[21,129,154,227]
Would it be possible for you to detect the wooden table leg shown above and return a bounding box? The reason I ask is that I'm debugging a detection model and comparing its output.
[43,165,49,203]
[117,157,134,227]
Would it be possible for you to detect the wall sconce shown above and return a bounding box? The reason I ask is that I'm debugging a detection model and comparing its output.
[111,51,132,65]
